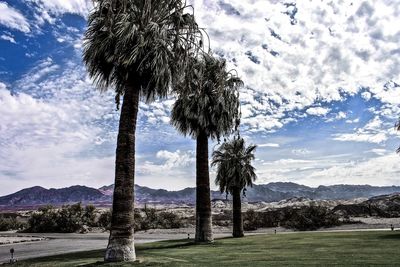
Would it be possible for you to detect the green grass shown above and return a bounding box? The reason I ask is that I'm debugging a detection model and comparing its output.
[15,231,400,266]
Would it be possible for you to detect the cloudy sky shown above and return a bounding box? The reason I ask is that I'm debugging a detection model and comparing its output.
[0,0,399,196]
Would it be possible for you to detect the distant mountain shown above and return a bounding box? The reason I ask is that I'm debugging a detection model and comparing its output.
[0,185,106,206]
[1,182,400,208]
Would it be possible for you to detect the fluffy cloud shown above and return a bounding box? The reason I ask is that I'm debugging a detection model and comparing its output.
[306,107,330,116]
[191,0,400,130]
[156,150,195,169]
[31,0,93,17]
[307,154,400,186]
[255,152,400,187]
[0,2,30,32]
[333,116,394,144]
[0,33,16,43]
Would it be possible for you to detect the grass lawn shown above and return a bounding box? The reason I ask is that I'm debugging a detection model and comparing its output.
[14,231,400,266]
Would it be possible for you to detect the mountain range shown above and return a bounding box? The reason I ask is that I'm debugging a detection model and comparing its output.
[1,182,400,209]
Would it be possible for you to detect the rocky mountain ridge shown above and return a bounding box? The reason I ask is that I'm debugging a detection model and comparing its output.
[1,182,399,208]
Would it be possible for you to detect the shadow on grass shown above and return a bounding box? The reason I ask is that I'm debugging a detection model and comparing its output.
[24,249,103,264]
[17,237,242,266]
[377,232,400,240]
[136,240,196,251]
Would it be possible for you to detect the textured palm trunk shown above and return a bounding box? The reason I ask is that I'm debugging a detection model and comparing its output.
[232,186,244,237]
[105,83,139,262]
[195,130,213,242]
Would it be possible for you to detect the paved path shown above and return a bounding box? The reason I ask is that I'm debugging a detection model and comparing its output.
[0,232,185,263]
[0,231,234,263]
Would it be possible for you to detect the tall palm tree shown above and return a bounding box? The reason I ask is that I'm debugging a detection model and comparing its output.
[83,0,201,261]
[212,136,257,238]
[171,53,242,242]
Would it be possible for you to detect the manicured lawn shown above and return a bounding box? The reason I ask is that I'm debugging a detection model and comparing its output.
[15,231,400,266]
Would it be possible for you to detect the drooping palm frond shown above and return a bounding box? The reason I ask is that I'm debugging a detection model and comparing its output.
[212,136,257,195]
[171,53,243,140]
[83,0,202,107]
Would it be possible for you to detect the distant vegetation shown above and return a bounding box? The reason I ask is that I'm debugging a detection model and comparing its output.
[24,203,98,233]
[9,204,184,233]
[3,194,399,233]
[242,206,341,231]
[0,214,26,231]
[99,208,184,231]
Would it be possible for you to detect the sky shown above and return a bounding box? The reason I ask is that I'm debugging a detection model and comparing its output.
[0,0,399,196]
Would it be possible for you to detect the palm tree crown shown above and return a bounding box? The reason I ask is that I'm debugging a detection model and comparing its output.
[83,0,201,105]
[212,136,257,195]
[171,53,242,140]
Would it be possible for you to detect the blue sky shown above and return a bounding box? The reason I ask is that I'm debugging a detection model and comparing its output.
[0,0,399,195]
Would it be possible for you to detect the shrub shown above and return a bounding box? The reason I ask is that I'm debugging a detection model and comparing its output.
[156,211,182,229]
[243,209,260,231]
[242,206,341,231]
[83,205,97,227]
[98,210,111,229]
[213,210,231,227]
[25,203,95,233]
[282,206,341,231]
[0,215,26,231]
[97,208,184,232]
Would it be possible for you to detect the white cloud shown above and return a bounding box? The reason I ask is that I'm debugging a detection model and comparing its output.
[292,149,311,156]
[255,153,400,187]
[155,150,195,169]
[333,132,387,144]
[333,116,391,144]
[0,33,16,43]
[0,2,30,33]
[191,0,400,130]
[0,59,119,195]
[258,143,280,148]
[32,0,93,18]
[361,91,372,101]
[306,107,330,116]
[346,118,360,124]
[307,154,400,186]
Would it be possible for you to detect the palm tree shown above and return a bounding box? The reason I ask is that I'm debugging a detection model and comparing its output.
[83,0,201,261]
[171,53,242,242]
[212,136,257,238]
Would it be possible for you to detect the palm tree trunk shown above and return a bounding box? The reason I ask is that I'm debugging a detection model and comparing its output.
[105,82,139,262]
[195,130,213,242]
[232,186,244,237]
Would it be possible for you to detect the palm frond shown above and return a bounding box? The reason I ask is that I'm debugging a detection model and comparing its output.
[170,53,242,139]
[83,0,203,107]
[211,136,257,194]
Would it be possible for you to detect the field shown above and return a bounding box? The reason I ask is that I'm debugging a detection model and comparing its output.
[14,231,400,266]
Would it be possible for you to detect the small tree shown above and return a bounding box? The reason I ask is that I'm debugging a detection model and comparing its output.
[212,136,257,237]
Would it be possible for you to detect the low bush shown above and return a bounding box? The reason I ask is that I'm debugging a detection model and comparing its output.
[0,215,26,231]
[85,208,184,232]
[282,205,341,231]
[243,206,341,231]
[24,203,98,233]
[213,210,232,227]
